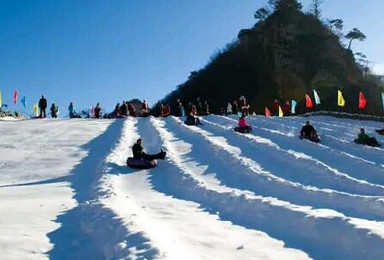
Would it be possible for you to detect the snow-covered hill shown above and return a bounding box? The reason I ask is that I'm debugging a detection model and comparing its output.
[1,115,384,260]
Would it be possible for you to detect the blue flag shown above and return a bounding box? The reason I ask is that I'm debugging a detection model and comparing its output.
[21,96,26,109]
[291,100,297,114]
[313,90,321,105]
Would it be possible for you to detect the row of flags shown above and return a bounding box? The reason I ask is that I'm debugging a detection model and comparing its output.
[0,90,39,116]
[265,89,382,117]
[306,89,363,109]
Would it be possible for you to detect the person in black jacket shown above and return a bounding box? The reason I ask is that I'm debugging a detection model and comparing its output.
[300,121,318,138]
[132,139,166,160]
[39,95,47,118]
[50,103,58,118]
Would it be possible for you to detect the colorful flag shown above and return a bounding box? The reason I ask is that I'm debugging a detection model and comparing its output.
[291,100,297,114]
[278,106,283,117]
[33,103,39,116]
[21,96,26,109]
[91,106,94,117]
[313,90,321,105]
[13,90,18,105]
[382,93,384,111]
[358,92,366,109]
[0,90,2,108]
[306,94,313,109]
[338,90,345,107]
[265,107,271,117]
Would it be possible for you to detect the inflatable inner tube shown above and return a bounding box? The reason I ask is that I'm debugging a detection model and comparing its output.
[300,135,321,143]
[234,126,252,134]
[127,157,157,169]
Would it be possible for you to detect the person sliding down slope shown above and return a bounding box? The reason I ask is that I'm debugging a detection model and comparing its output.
[127,138,166,169]
[184,112,202,126]
[234,114,252,134]
[355,128,380,147]
[300,121,320,142]
[132,138,166,160]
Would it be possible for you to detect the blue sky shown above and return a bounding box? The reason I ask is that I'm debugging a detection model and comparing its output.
[0,0,383,115]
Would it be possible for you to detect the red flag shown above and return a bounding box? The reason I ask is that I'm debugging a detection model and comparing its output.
[359,92,366,109]
[265,107,271,117]
[13,90,18,105]
[306,94,313,109]
[91,106,94,116]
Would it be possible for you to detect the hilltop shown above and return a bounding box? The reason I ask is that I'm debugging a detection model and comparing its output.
[162,0,384,115]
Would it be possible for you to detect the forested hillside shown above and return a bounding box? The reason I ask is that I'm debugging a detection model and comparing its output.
[162,0,384,115]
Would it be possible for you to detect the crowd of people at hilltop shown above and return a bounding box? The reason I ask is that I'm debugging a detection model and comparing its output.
[31,94,383,147]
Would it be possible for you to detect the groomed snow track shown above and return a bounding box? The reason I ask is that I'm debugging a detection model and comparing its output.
[1,115,384,260]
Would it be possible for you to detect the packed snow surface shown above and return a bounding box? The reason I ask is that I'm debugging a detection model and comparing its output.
[1,115,384,260]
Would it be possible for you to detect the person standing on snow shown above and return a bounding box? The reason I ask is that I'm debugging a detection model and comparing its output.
[203,100,210,115]
[141,100,150,117]
[94,103,102,118]
[196,97,203,115]
[272,99,279,116]
[128,102,136,117]
[283,101,291,116]
[226,102,232,115]
[39,95,47,118]
[50,103,58,118]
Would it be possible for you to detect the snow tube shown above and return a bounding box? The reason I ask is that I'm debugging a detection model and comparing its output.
[127,157,157,169]
[375,129,384,135]
[300,135,321,143]
[234,126,252,134]
[354,139,381,147]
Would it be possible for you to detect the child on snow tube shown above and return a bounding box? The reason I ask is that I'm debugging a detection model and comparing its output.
[234,114,252,133]
[354,128,380,147]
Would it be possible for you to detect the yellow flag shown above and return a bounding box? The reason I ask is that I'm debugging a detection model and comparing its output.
[278,105,284,117]
[338,90,345,107]
[33,103,39,116]
[0,90,2,108]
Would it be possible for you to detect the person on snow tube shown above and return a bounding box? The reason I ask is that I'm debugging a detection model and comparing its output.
[127,138,166,169]
[354,128,380,147]
[234,114,252,133]
[184,112,202,126]
[300,121,320,142]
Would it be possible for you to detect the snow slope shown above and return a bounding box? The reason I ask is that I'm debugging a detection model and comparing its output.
[1,115,384,259]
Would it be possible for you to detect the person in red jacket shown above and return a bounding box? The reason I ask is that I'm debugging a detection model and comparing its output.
[141,100,150,117]
[283,101,291,116]
[162,104,171,117]
[272,99,279,116]
[239,96,250,115]
[235,113,252,133]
